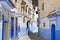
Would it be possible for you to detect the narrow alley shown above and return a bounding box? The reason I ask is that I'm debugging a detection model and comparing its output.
[18,32,44,40]
[0,0,60,40]
[28,33,44,40]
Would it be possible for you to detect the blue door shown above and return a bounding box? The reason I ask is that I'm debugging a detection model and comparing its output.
[2,15,4,40]
[11,17,14,39]
[51,24,55,40]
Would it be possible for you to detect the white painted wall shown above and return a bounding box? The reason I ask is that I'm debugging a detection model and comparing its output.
[31,7,38,33]
[18,16,29,37]
[40,16,56,29]
[40,17,50,29]
[49,17,56,29]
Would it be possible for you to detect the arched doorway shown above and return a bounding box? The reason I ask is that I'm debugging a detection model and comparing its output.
[51,24,55,40]
[2,15,4,40]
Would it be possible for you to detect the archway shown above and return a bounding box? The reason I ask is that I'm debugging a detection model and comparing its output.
[51,24,55,40]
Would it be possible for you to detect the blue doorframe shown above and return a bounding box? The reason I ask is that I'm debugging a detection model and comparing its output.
[2,15,4,40]
[51,24,55,40]
[11,17,14,39]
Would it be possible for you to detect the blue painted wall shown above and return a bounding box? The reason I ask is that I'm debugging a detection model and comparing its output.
[40,29,51,40]
[40,8,60,40]
[55,18,60,40]
[56,7,60,40]
[19,27,28,37]
[56,30,60,40]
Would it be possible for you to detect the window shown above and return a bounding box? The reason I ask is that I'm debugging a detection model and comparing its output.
[25,5,28,13]
[15,0,17,2]
[21,4,24,14]
[43,22,45,27]
[28,8,31,15]
[42,3,44,10]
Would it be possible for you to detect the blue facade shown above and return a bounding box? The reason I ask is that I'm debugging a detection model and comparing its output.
[40,29,51,40]
[56,30,60,40]
[56,8,60,40]
[40,7,60,40]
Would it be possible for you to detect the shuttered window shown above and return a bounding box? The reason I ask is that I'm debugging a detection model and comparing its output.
[42,3,44,10]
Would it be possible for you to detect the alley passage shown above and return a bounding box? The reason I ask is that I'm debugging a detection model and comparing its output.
[28,33,40,40]
[18,32,45,40]
[28,33,44,40]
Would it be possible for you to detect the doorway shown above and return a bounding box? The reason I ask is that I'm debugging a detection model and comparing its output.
[16,18,18,38]
[11,17,14,39]
[51,24,55,40]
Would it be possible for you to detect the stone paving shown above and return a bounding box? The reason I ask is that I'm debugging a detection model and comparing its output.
[18,35,31,40]
[28,33,44,40]
[18,33,45,40]
[28,33,46,40]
